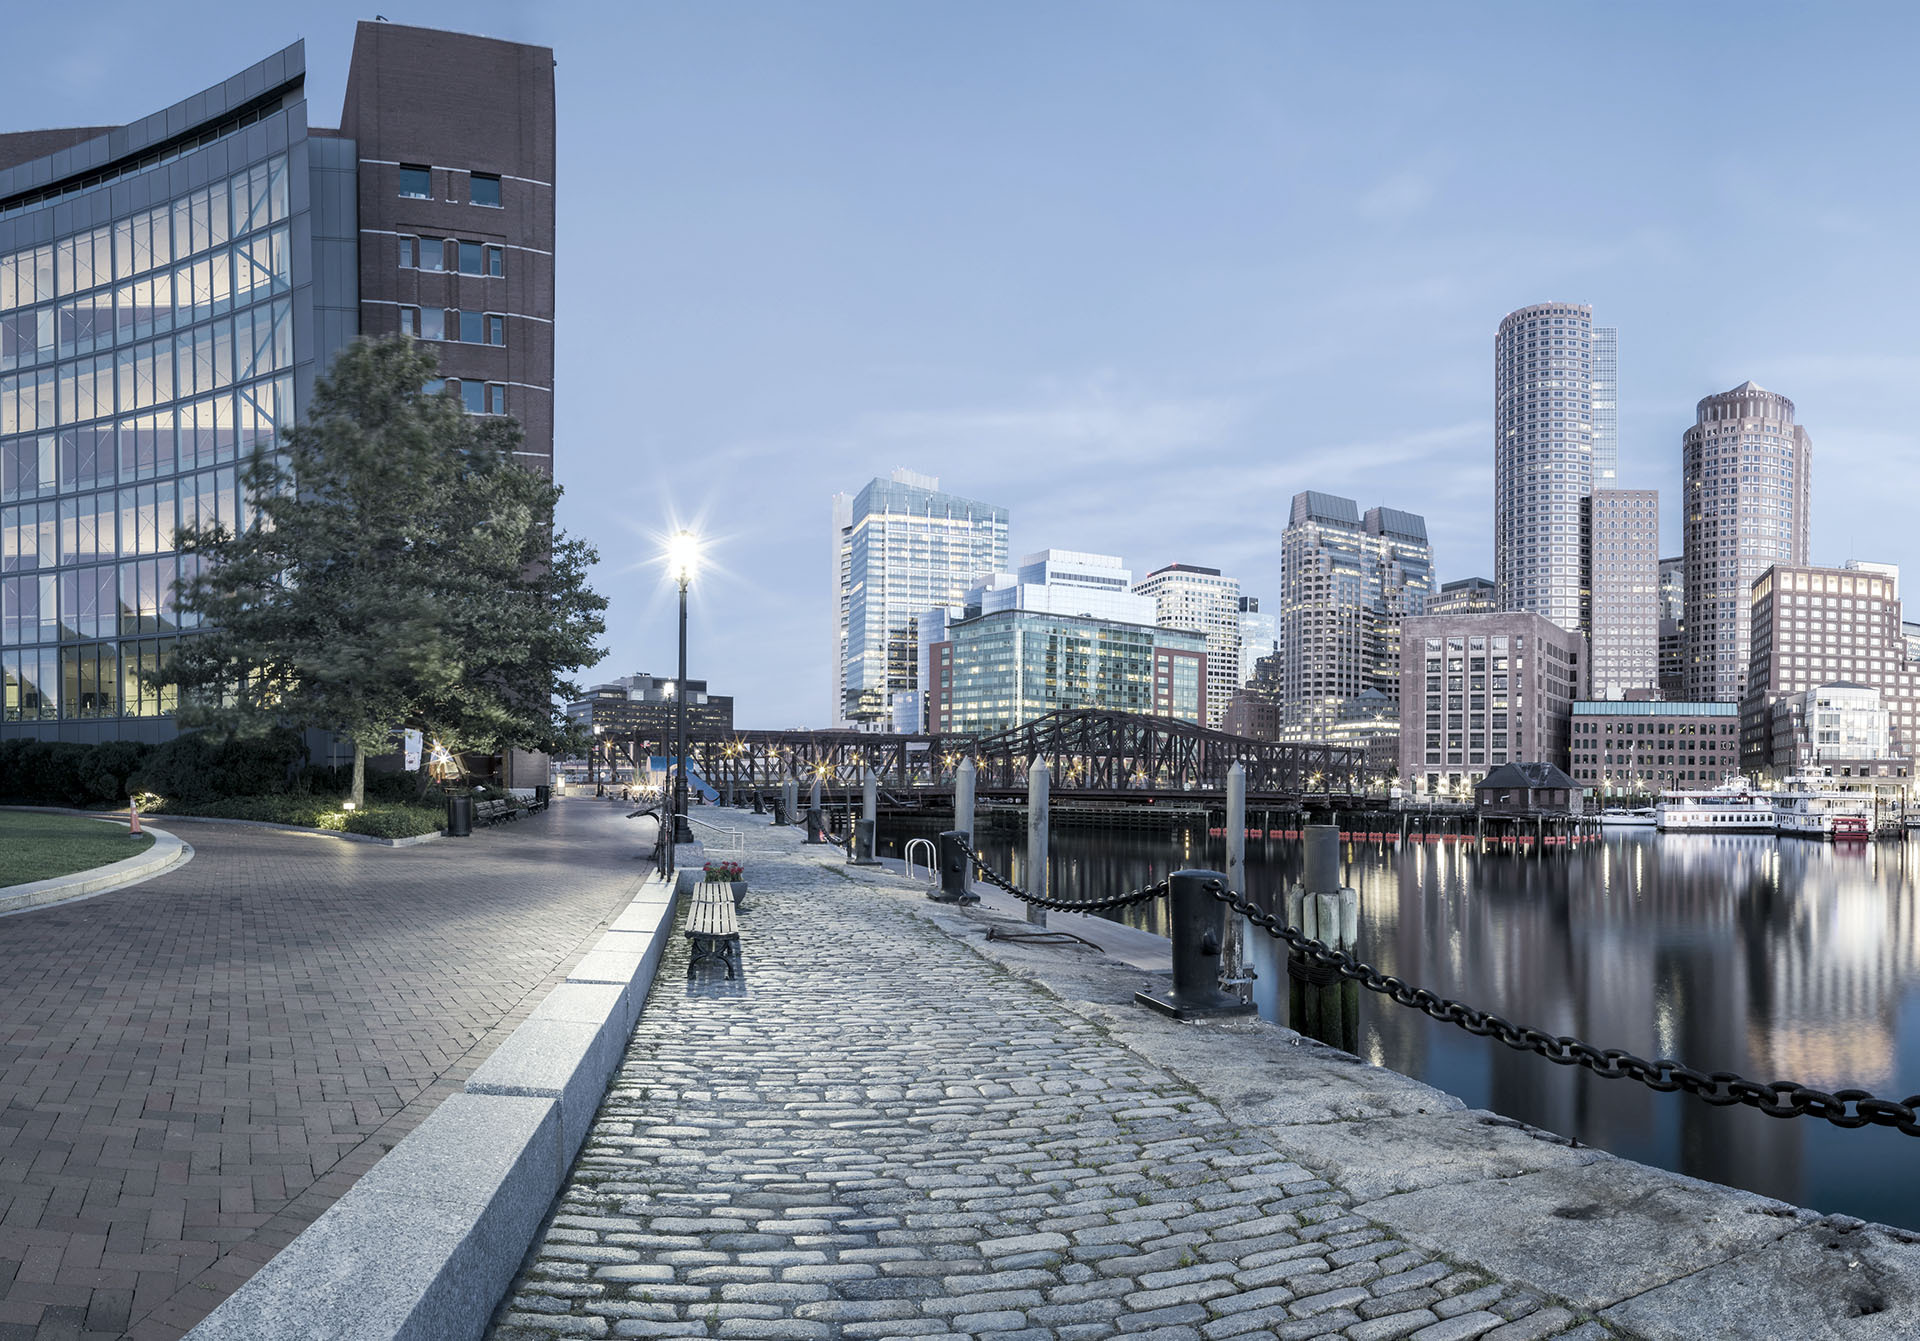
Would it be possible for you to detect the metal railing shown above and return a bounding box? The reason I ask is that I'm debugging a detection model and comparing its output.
[684,814,745,852]
[903,837,938,885]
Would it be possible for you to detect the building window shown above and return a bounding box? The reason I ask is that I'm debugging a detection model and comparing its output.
[399,306,417,337]
[460,381,485,414]
[399,165,432,199]
[398,235,417,269]
[487,383,506,415]
[486,313,505,346]
[486,245,505,277]
[457,241,487,276]
[419,308,445,341]
[457,309,484,344]
[470,173,502,208]
[423,378,447,396]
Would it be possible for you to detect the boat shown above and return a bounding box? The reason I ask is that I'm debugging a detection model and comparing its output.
[1655,776,1776,833]
[1772,778,1876,842]
[1597,808,1657,828]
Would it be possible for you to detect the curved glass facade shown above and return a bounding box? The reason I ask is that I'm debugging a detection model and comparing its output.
[1,156,299,726]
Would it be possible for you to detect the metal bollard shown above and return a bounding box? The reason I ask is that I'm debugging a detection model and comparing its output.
[850,818,880,865]
[1136,870,1257,1020]
[931,830,979,903]
[753,789,765,815]
[805,778,827,844]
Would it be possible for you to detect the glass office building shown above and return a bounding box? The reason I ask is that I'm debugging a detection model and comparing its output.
[0,24,555,743]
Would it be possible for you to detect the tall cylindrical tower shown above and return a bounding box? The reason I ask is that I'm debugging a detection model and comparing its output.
[1681,381,1811,703]
[1493,303,1597,632]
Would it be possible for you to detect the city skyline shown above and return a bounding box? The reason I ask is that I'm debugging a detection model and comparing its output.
[6,3,1920,729]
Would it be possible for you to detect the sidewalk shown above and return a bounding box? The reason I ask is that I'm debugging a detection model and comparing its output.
[490,819,1663,1341]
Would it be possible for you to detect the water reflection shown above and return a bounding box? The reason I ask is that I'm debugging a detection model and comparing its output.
[880,820,1920,1229]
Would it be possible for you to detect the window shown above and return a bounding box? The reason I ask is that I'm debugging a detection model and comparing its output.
[487,384,506,415]
[399,166,432,199]
[460,381,485,414]
[398,236,417,269]
[399,306,417,337]
[457,241,486,276]
[423,378,446,395]
[486,314,505,346]
[486,245,505,277]
[470,173,502,208]
[419,240,446,274]
[457,310,484,344]
[419,308,444,341]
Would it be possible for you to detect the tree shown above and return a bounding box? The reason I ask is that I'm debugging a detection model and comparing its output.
[161,336,607,805]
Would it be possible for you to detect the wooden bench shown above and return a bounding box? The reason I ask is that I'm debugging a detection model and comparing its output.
[473,797,520,827]
[685,880,740,978]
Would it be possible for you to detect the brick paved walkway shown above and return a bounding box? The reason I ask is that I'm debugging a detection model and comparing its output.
[490,827,1611,1341]
[0,798,651,1341]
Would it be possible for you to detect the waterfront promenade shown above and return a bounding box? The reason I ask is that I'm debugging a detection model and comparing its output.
[0,803,652,1341]
[488,815,1920,1339]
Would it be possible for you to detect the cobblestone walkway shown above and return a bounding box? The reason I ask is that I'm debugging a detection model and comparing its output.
[491,834,1611,1341]
[0,798,650,1341]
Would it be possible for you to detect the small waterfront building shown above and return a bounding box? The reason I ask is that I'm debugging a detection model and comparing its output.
[1474,762,1584,817]
[566,674,734,746]
[1568,699,1740,800]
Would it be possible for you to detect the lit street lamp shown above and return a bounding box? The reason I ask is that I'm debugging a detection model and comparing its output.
[666,531,701,858]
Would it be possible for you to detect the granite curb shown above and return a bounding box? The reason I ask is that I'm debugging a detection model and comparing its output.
[0,821,191,915]
[184,844,698,1341]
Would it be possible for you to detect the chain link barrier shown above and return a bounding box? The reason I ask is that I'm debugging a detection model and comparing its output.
[958,848,1920,1137]
[1205,878,1920,1137]
[966,848,1169,912]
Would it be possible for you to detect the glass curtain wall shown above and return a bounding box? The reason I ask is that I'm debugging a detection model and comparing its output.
[1,155,297,723]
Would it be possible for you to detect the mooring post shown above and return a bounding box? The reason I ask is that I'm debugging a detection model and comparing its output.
[931,830,978,903]
[752,787,764,815]
[1136,869,1257,1019]
[955,756,976,847]
[850,769,881,865]
[805,777,827,844]
[1225,762,1249,1004]
[1027,758,1050,927]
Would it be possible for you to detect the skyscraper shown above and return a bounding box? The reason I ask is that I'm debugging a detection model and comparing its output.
[1493,302,1599,631]
[1658,554,1685,698]
[1236,595,1276,688]
[1132,563,1241,728]
[1683,382,1812,702]
[1279,492,1432,743]
[832,470,1008,728]
[1583,489,1660,699]
[0,24,556,743]
[1591,327,1619,487]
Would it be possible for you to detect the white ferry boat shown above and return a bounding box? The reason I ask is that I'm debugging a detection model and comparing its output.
[1597,808,1657,828]
[1655,777,1776,834]
[1773,780,1874,841]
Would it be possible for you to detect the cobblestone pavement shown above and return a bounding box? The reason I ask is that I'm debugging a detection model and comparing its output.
[491,830,1614,1341]
[0,798,651,1341]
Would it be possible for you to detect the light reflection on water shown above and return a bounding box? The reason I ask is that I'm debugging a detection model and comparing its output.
[880,819,1920,1230]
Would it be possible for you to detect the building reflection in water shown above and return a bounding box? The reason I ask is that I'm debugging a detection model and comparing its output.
[884,820,1920,1229]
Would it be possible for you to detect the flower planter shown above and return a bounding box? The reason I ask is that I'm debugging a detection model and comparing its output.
[727,880,747,909]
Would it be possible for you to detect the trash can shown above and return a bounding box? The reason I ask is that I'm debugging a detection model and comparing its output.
[446,794,473,837]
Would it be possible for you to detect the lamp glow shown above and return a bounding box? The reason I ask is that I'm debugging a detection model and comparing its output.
[666,530,701,587]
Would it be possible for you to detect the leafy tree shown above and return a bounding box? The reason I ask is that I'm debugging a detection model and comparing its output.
[160,336,606,805]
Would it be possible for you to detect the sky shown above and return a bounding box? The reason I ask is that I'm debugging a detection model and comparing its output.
[6,2,1920,728]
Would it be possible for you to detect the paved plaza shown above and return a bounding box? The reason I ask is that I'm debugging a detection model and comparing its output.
[490,825,1608,1341]
[0,800,652,1341]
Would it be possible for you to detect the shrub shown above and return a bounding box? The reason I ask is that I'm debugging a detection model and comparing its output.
[6,741,95,806]
[81,741,153,804]
[343,804,444,839]
[130,729,307,804]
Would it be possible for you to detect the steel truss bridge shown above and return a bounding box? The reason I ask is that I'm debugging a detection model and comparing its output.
[648,708,1374,806]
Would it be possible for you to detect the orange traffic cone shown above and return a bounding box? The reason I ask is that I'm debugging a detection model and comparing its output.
[129,798,142,837]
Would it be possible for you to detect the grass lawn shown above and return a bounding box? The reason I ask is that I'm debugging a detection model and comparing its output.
[0,812,153,888]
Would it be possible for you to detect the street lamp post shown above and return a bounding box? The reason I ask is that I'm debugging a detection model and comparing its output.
[666,532,700,856]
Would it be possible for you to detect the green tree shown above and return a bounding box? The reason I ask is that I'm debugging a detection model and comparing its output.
[161,336,606,805]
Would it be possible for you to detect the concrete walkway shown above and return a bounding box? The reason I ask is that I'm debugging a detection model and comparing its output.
[0,797,653,1341]
[496,819,1697,1341]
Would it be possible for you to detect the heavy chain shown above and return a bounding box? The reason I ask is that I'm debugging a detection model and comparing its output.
[966,848,1170,912]
[1206,879,1920,1137]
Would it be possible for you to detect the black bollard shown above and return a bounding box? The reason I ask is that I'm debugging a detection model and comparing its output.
[1136,870,1257,1020]
[849,818,881,866]
[931,831,979,903]
[753,789,765,815]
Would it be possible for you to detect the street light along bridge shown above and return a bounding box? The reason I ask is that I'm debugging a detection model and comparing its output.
[661,708,1374,808]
